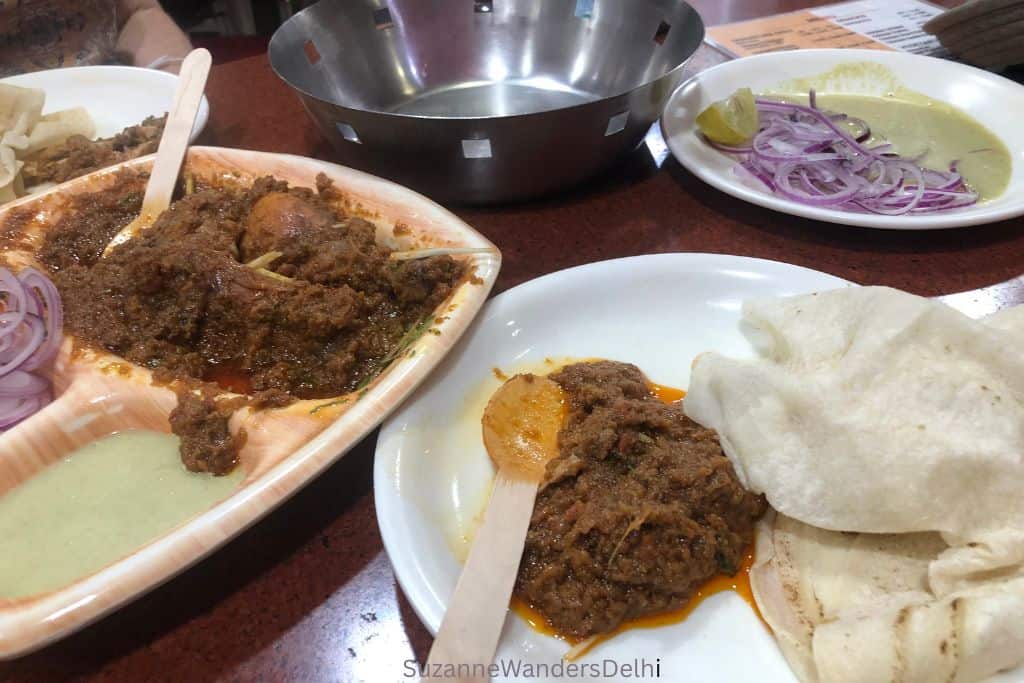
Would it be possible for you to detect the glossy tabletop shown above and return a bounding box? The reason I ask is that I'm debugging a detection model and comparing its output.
[5,1,1022,681]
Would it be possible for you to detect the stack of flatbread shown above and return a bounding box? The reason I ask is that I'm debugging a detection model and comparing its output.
[684,286,1024,683]
[0,83,94,202]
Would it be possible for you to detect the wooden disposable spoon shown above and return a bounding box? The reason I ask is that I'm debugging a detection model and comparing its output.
[425,374,566,683]
[103,48,212,255]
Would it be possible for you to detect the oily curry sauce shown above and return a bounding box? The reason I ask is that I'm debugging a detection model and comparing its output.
[511,375,765,657]
[511,550,762,658]
[32,170,466,475]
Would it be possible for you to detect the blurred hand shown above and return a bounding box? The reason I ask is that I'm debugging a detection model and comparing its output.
[116,0,192,72]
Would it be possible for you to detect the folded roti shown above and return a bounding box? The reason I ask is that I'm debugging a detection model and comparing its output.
[685,286,1024,541]
[752,514,1024,683]
[683,287,1024,682]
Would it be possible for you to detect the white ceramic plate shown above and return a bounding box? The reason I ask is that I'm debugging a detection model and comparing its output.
[661,49,1024,230]
[374,253,853,682]
[1,65,209,140]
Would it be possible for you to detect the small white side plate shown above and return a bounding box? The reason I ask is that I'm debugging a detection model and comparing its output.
[661,49,1024,230]
[1,65,209,140]
[375,254,852,682]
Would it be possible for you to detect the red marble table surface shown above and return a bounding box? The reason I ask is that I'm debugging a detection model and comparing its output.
[5,1,1021,681]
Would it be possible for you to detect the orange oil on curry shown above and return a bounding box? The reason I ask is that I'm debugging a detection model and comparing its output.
[648,381,686,404]
[510,550,761,659]
[205,365,254,395]
[510,379,765,658]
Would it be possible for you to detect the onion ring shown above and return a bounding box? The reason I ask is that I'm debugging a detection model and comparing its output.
[709,90,979,214]
[0,266,63,430]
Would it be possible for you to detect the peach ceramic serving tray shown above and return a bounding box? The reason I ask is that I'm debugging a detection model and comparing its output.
[0,146,500,658]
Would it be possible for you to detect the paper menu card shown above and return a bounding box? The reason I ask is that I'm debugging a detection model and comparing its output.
[707,0,948,59]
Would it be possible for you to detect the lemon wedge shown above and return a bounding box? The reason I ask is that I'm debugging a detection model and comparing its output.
[696,88,758,145]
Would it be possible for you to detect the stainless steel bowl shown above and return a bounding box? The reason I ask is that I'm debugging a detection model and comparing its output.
[269,0,704,203]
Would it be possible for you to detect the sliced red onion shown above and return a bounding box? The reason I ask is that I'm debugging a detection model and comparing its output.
[0,314,44,375]
[0,266,63,431]
[0,393,46,430]
[0,269,26,335]
[708,92,979,215]
[0,369,49,397]
[18,268,63,370]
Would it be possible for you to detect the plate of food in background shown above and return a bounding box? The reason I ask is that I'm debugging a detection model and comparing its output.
[660,49,1024,229]
[375,252,1024,682]
[0,146,498,658]
[0,65,210,201]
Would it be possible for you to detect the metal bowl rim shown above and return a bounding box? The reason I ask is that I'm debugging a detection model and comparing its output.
[267,2,705,122]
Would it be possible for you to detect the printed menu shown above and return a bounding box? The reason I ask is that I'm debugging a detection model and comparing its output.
[706,0,948,59]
